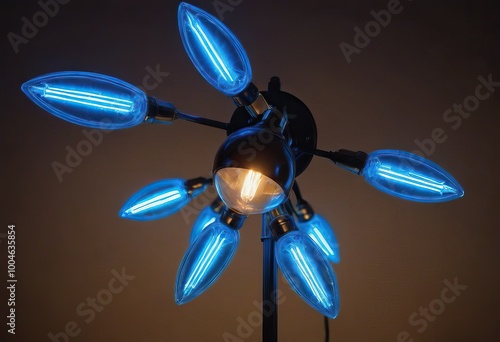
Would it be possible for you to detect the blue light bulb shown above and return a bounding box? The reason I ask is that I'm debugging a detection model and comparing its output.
[22,71,148,129]
[178,2,252,96]
[276,230,340,318]
[297,214,340,264]
[363,150,464,202]
[189,199,224,244]
[176,220,239,304]
[119,179,206,221]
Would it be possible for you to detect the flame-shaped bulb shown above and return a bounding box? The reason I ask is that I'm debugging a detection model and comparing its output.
[21,71,148,129]
[176,220,239,304]
[178,2,252,96]
[363,150,464,202]
[276,230,340,318]
[119,178,208,221]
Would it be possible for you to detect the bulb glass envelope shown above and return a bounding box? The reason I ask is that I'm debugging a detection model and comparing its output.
[119,179,207,221]
[363,150,464,202]
[215,168,286,215]
[176,220,239,304]
[212,126,296,215]
[276,230,340,319]
[178,2,252,96]
[22,71,148,129]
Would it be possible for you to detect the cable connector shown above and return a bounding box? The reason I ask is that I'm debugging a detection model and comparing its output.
[144,97,177,124]
[331,149,368,175]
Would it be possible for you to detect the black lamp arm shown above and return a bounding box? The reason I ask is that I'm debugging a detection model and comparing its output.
[144,97,229,131]
[298,147,369,175]
[185,177,212,195]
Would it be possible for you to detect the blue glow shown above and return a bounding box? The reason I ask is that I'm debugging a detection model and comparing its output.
[178,2,252,96]
[363,150,464,202]
[276,230,339,318]
[126,190,182,214]
[175,221,239,304]
[189,205,221,244]
[297,214,340,263]
[188,14,233,83]
[290,247,329,304]
[22,71,148,129]
[43,87,133,112]
[119,179,206,221]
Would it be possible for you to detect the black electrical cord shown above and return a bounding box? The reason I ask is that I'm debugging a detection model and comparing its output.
[146,97,230,131]
[324,316,330,342]
[292,181,305,203]
[176,110,229,130]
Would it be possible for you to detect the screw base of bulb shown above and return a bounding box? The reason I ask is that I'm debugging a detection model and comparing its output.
[145,97,177,123]
[295,200,315,222]
[246,93,270,117]
[269,214,298,240]
[220,207,247,230]
[232,83,260,108]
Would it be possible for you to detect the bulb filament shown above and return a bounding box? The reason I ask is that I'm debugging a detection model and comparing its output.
[240,170,263,202]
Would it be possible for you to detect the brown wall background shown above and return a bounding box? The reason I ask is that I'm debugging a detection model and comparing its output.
[2,0,499,341]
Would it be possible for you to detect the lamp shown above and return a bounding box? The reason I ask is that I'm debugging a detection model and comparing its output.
[178,2,252,97]
[21,2,464,341]
[363,149,464,202]
[176,207,246,304]
[212,108,295,215]
[304,148,464,202]
[119,177,211,221]
[270,212,340,319]
[21,71,148,129]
